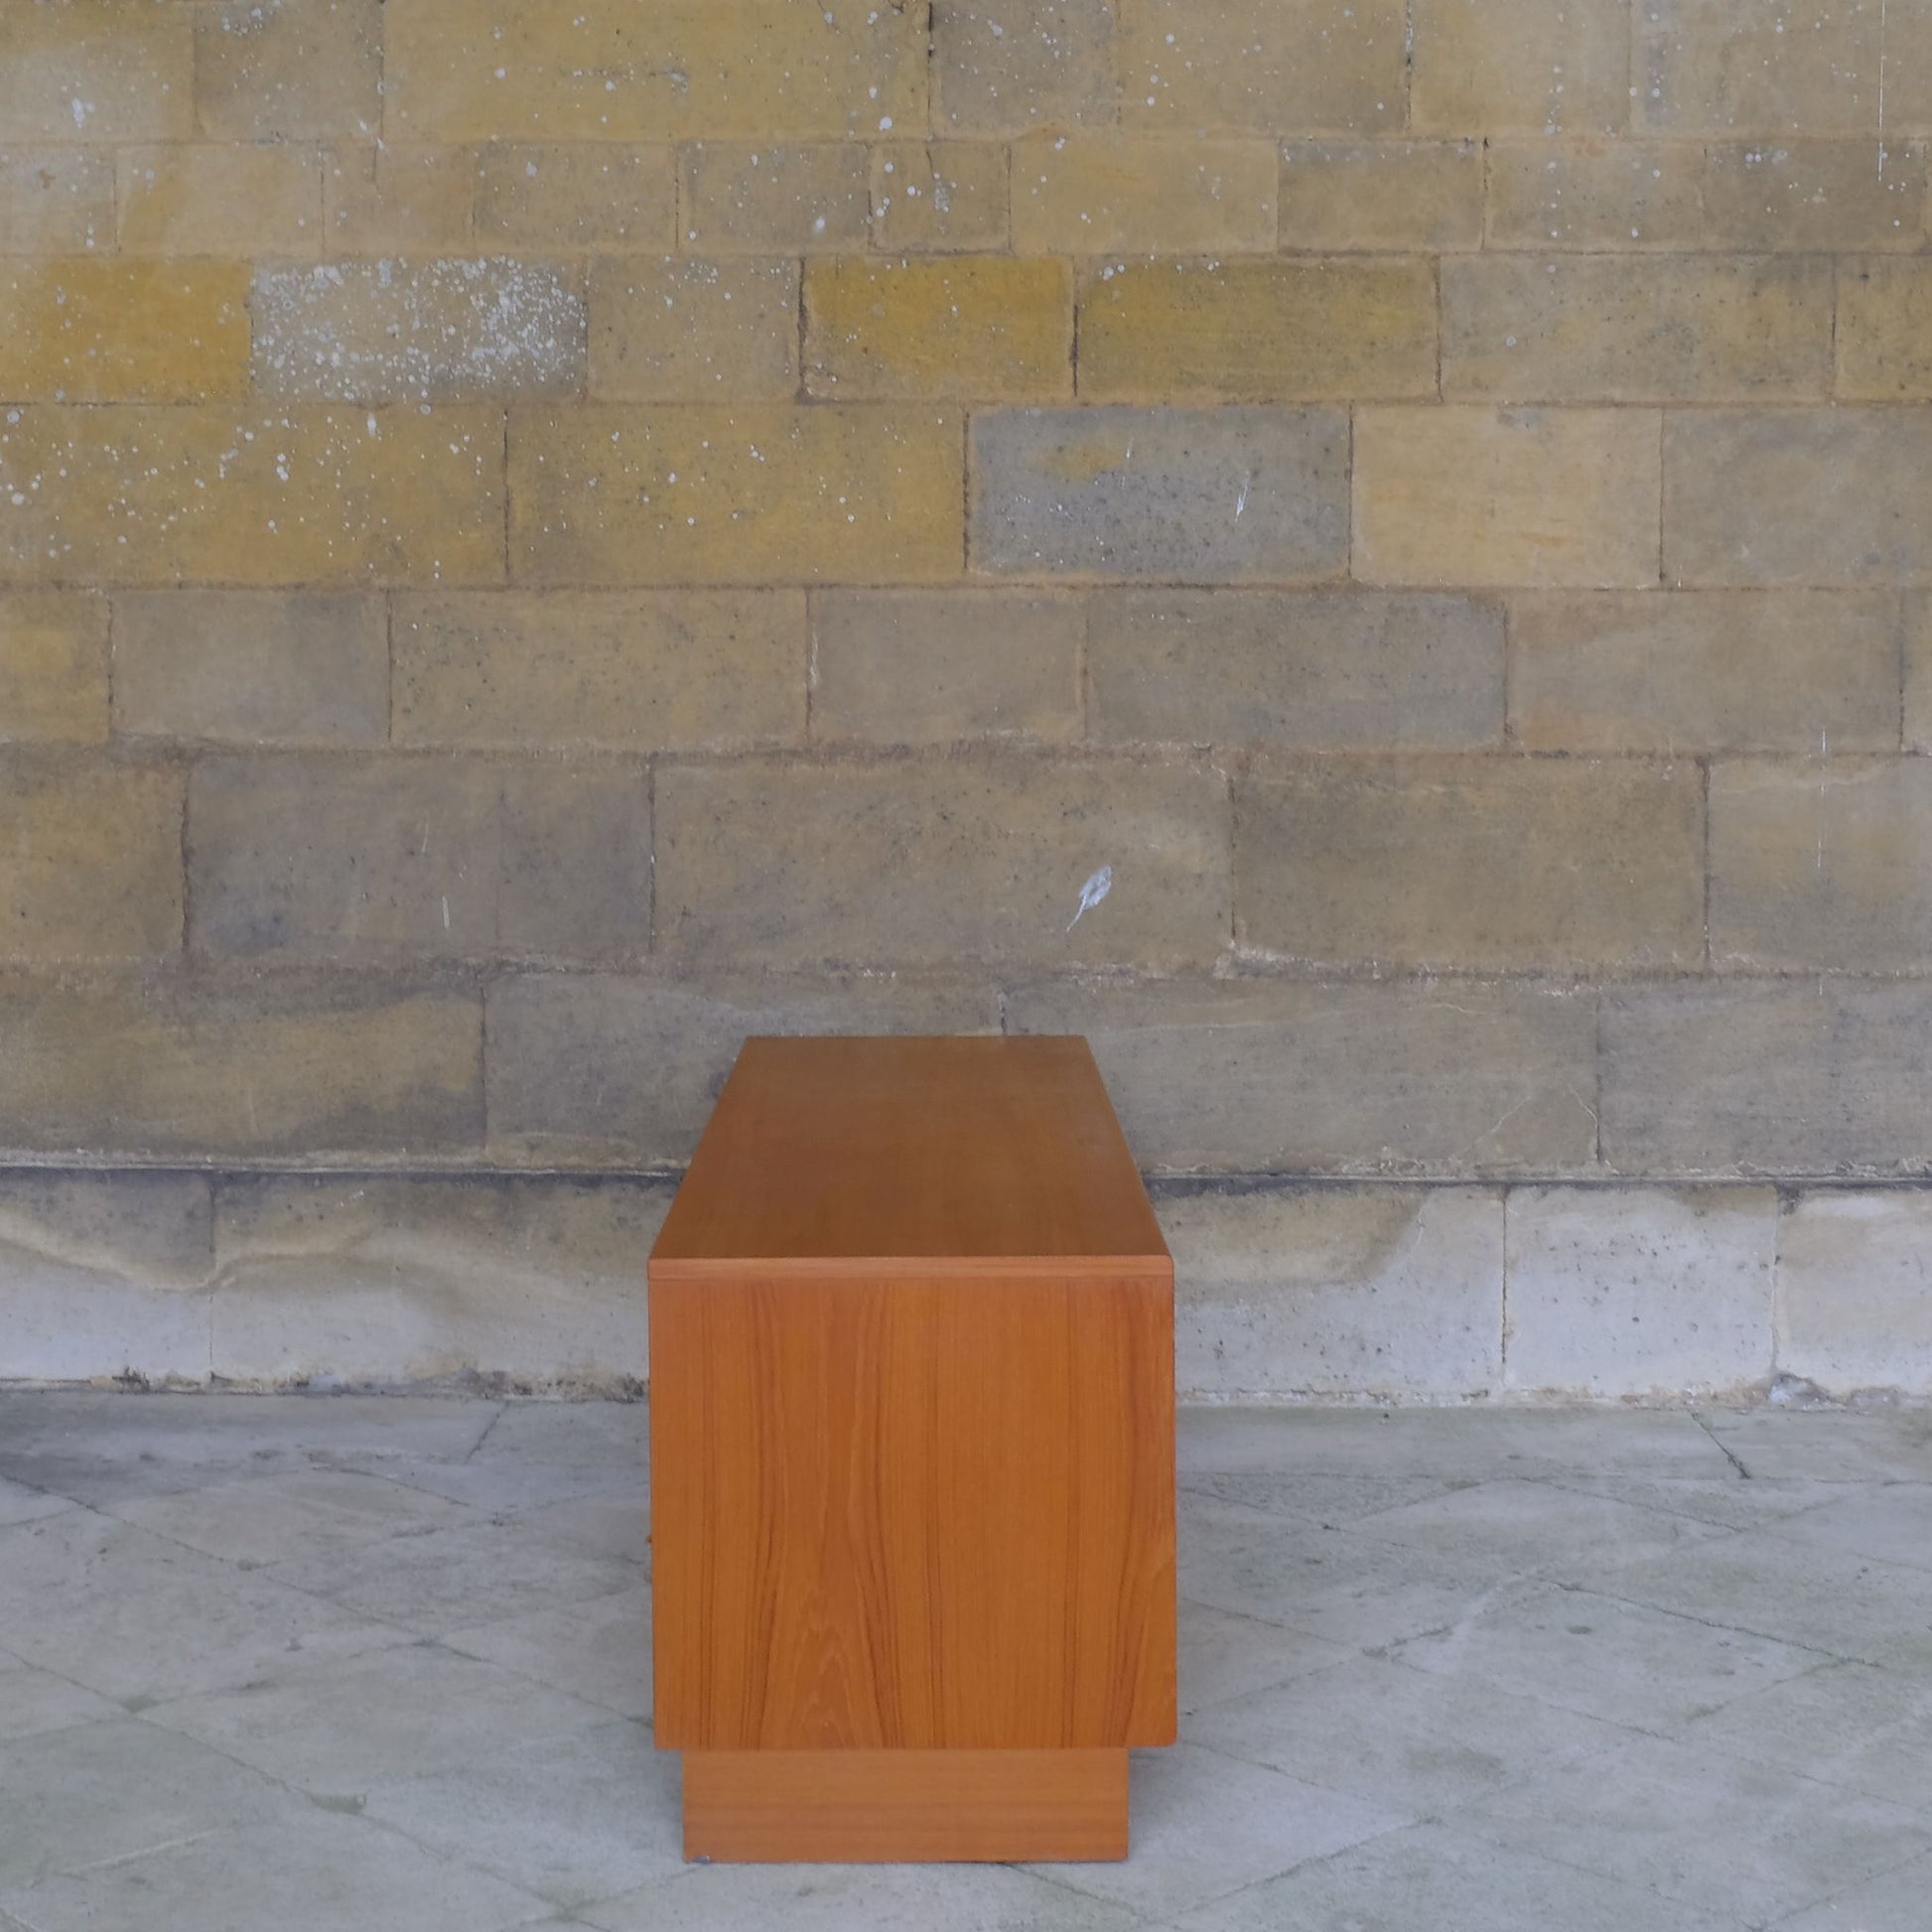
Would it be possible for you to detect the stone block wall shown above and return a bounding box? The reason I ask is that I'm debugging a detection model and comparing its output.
[2,0,1929,1401]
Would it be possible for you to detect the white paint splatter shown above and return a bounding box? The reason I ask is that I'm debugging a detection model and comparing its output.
[1067,865,1114,932]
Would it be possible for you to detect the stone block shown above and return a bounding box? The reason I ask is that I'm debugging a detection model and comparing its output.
[1278,140,1482,251]
[1666,409,1932,585]
[588,257,798,401]
[484,971,998,1166]
[971,405,1347,581]
[0,0,195,143]
[475,145,676,250]
[1600,981,1932,1176]
[1701,141,1926,251]
[1837,259,1932,399]
[1776,1192,1932,1397]
[0,972,483,1160]
[679,143,871,253]
[1086,589,1502,750]
[0,150,113,254]
[1442,256,1832,402]
[1509,591,1902,753]
[1005,976,1600,1175]
[0,405,505,588]
[1412,0,1630,133]
[325,145,477,254]
[196,0,382,142]
[869,143,1011,251]
[188,754,650,966]
[111,592,388,746]
[1077,258,1437,402]
[0,1173,213,1386]
[804,256,1073,400]
[509,403,961,586]
[1235,757,1704,972]
[1910,593,1932,751]
[210,1175,669,1393]
[1162,1182,1503,1400]
[1710,758,1932,972]
[116,145,323,256]
[1119,0,1406,134]
[809,589,1081,743]
[0,594,107,743]
[251,259,586,402]
[1504,1186,1777,1398]
[1354,406,1662,588]
[0,753,182,962]
[394,589,804,751]
[654,753,1230,968]
[1011,134,1278,253]
[385,0,926,141]
[1485,139,1705,249]
[931,0,1117,134]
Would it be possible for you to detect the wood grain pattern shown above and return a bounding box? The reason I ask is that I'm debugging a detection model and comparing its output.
[682,1748,1130,1863]
[650,1270,1175,1749]
[651,1035,1169,1274]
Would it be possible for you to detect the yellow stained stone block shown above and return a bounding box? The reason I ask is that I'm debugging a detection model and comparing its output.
[1012,135,1277,254]
[117,145,323,256]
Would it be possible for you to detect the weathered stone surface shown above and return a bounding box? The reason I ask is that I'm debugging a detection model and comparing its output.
[1505,1186,1778,1398]
[931,1,1116,134]
[0,754,182,962]
[1236,758,1704,972]
[484,972,998,1166]
[509,404,962,586]
[971,406,1348,581]
[1637,0,1901,132]
[654,754,1230,969]
[588,257,798,401]
[116,146,323,256]
[1509,591,1902,752]
[475,146,677,251]
[1087,590,1502,750]
[0,261,248,403]
[189,755,650,966]
[870,143,1011,252]
[1838,260,1932,399]
[0,1173,212,1386]
[1600,981,1932,1176]
[1163,1183,1503,1399]
[1910,593,1932,752]
[680,144,871,253]
[1078,259,1437,403]
[805,257,1073,401]
[0,594,107,743]
[1278,140,1482,250]
[1412,0,1630,133]
[1777,1192,1932,1396]
[0,150,113,254]
[1354,407,1662,587]
[1701,141,1927,251]
[113,592,387,747]
[1006,977,1600,1175]
[1667,410,1932,586]
[395,590,803,751]
[809,589,1081,743]
[210,1176,668,1393]
[196,0,382,142]
[0,973,484,1159]
[1485,139,1706,249]
[1012,135,1278,253]
[1442,257,1832,402]
[251,260,586,402]
[1711,759,1932,972]
[325,146,477,254]
[0,406,505,588]
[385,0,926,141]
[0,0,195,142]
[1119,0,1405,134]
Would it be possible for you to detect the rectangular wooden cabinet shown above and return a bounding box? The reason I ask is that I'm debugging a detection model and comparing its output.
[649,1035,1176,1862]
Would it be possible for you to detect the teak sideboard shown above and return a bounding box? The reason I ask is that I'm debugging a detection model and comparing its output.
[648,1035,1176,1863]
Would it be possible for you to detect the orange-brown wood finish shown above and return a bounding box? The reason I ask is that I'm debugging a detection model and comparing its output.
[649,1036,1176,1862]
[682,1749,1131,1863]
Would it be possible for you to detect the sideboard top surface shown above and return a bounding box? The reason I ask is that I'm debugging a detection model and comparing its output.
[651,1035,1169,1277]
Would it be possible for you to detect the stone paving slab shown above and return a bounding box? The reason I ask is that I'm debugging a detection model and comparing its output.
[0,1392,1928,1932]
